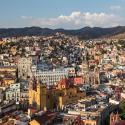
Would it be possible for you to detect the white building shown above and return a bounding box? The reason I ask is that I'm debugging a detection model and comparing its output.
[6,83,20,103]
[31,66,75,86]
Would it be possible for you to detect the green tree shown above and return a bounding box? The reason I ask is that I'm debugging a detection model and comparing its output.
[119,100,125,113]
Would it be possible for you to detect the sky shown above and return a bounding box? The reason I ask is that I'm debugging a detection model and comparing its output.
[0,0,125,29]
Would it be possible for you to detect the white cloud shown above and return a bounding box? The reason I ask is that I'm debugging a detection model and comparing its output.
[21,11,124,29]
[110,5,121,10]
[21,16,33,19]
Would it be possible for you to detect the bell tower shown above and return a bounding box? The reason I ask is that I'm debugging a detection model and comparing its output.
[40,83,47,111]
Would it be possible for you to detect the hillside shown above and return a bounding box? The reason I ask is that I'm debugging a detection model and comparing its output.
[110,32,125,39]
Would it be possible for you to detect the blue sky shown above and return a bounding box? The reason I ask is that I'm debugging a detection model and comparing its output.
[0,0,125,29]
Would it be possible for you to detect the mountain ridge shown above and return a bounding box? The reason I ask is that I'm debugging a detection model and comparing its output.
[0,26,125,39]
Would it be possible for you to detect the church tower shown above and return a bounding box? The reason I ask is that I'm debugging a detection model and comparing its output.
[40,83,47,111]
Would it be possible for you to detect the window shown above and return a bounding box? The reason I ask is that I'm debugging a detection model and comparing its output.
[47,95,50,99]
[17,93,19,97]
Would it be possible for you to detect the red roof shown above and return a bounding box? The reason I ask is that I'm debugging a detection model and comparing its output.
[58,78,69,87]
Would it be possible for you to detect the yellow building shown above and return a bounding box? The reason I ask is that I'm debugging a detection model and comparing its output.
[29,80,42,110]
[29,120,40,125]
[29,79,86,111]
[82,119,97,125]
[59,87,85,109]
[11,46,17,55]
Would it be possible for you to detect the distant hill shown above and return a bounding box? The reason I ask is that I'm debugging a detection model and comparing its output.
[110,32,125,39]
[0,26,125,39]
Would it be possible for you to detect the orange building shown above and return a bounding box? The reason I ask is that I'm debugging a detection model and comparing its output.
[3,77,16,86]
[0,66,17,87]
